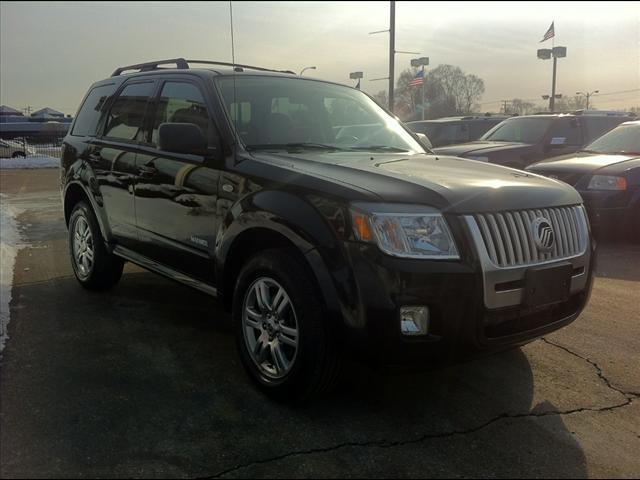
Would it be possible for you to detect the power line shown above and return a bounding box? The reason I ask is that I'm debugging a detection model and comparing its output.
[592,88,640,97]
[479,88,640,107]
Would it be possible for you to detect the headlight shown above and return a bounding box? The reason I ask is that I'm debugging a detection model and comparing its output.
[466,155,489,162]
[350,205,459,259]
[587,175,627,191]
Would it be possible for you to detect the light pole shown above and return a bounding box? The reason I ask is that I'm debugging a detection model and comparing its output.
[576,90,598,110]
[350,71,363,89]
[411,57,429,120]
[299,66,316,76]
[369,1,419,113]
[537,46,567,112]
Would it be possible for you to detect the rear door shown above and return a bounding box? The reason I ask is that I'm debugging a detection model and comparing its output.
[134,77,222,283]
[87,80,157,249]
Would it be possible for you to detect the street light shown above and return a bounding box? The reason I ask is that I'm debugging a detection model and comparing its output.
[537,46,567,112]
[576,90,599,110]
[350,71,363,89]
[369,1,420,112]
[299,66,316,76]
[411,57,429,120]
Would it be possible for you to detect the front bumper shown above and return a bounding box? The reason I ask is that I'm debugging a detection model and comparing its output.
[338,217,594,368]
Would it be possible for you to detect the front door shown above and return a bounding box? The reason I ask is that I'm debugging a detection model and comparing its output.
[134,79,222,283]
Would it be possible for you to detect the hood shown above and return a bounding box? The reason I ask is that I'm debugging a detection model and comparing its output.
[527,151,639,174]
[432,141,533,158]
[250,151,582,214]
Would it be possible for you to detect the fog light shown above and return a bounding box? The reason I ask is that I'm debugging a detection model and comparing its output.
[400,306,429,336]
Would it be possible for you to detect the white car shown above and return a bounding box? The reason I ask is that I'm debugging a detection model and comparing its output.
[0,139,36,158]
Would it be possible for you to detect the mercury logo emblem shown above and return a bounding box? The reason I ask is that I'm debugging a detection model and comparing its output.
[532,217,555,251]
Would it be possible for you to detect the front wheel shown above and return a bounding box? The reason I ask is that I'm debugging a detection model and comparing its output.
[233,249,341,401]
[69,201,124,290]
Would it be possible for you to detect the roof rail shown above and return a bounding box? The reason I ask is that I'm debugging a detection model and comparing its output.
[111,58,189,76]
[111,58,295,77]
[186,59,296,75]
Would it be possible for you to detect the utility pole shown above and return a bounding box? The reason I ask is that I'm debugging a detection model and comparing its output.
[576,90,598,110]
[502,100,509,114]
[388,0,395,113]
[23,106,33,116]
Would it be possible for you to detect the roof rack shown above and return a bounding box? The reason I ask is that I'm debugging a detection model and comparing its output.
[111,57,295,77]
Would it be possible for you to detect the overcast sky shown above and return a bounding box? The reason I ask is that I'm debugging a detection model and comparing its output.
[1,1,639,114]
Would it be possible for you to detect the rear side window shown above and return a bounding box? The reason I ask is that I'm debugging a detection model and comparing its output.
[548,118,582,146]
[71,84,116,136]
[583,117,629,143]
[104,82,155,142]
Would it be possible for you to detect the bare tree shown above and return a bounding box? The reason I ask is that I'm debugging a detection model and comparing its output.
[510,98,537,115]
[394,65,485,120]
[460,74,485,114]
[371,90,388,109]
[553,95,590,112]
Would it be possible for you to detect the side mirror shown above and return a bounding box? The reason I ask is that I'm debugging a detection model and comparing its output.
[415,132,433,150]
[159,123,208,156]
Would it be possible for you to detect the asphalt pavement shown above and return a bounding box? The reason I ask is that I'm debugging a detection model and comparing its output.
[1,168,638,478]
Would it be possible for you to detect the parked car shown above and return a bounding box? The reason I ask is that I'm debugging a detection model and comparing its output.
[0,138,36,158]
[527,121,640,240]
[407,115,509,148]
[433,112,634,169]
[61,58,595,400]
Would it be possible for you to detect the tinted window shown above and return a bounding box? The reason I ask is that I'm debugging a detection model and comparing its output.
[583,117,631,143]
[71,83,116,136]
[468,121,498,140]
[548,118,582,146]
[482,117,553,143]
[151,82,213,146]
[104,82,154,141]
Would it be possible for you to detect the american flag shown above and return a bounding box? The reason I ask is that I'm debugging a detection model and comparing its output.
[409,68,424,87]
[540,22,555,42]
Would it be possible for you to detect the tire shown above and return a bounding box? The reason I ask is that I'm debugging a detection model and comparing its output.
[233,249,341,402]
[12,151,25,158]
[68,201,124,290]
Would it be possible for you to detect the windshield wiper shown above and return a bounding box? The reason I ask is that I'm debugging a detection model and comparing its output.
[347,145,409,152]
[246,143,346,151]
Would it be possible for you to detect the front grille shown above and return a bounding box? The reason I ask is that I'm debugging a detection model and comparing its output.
[472,205,588,267]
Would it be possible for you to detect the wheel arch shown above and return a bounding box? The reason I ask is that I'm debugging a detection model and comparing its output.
[63,181,112,244]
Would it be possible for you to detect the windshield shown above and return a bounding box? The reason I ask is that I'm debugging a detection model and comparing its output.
[216,76,424,154]
[584,124,640,154]
[481,117,553,143]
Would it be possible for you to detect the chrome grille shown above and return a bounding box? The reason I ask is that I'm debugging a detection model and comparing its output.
[471,206,588,267]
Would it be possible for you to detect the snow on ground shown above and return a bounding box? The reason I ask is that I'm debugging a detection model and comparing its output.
[0,155,60,170]
[0,194,24,352]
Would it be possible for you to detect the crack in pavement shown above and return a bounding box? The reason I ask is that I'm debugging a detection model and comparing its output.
[204,339,639,479]
[540,337,640,398]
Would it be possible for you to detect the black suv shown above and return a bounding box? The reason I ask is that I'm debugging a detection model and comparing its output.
[61,59,595,400]
[407,115,509,148]
[433,113,634,169]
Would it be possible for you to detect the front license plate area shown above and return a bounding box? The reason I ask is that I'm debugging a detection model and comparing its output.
[524,262,573,307]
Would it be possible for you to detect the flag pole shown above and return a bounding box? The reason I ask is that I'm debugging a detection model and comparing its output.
[421,66,425,120]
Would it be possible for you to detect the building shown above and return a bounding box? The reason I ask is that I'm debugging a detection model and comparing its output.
[0,105,72,139]
[0,105,23,117]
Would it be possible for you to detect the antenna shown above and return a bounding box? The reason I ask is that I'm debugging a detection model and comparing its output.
[229,1,238,150]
